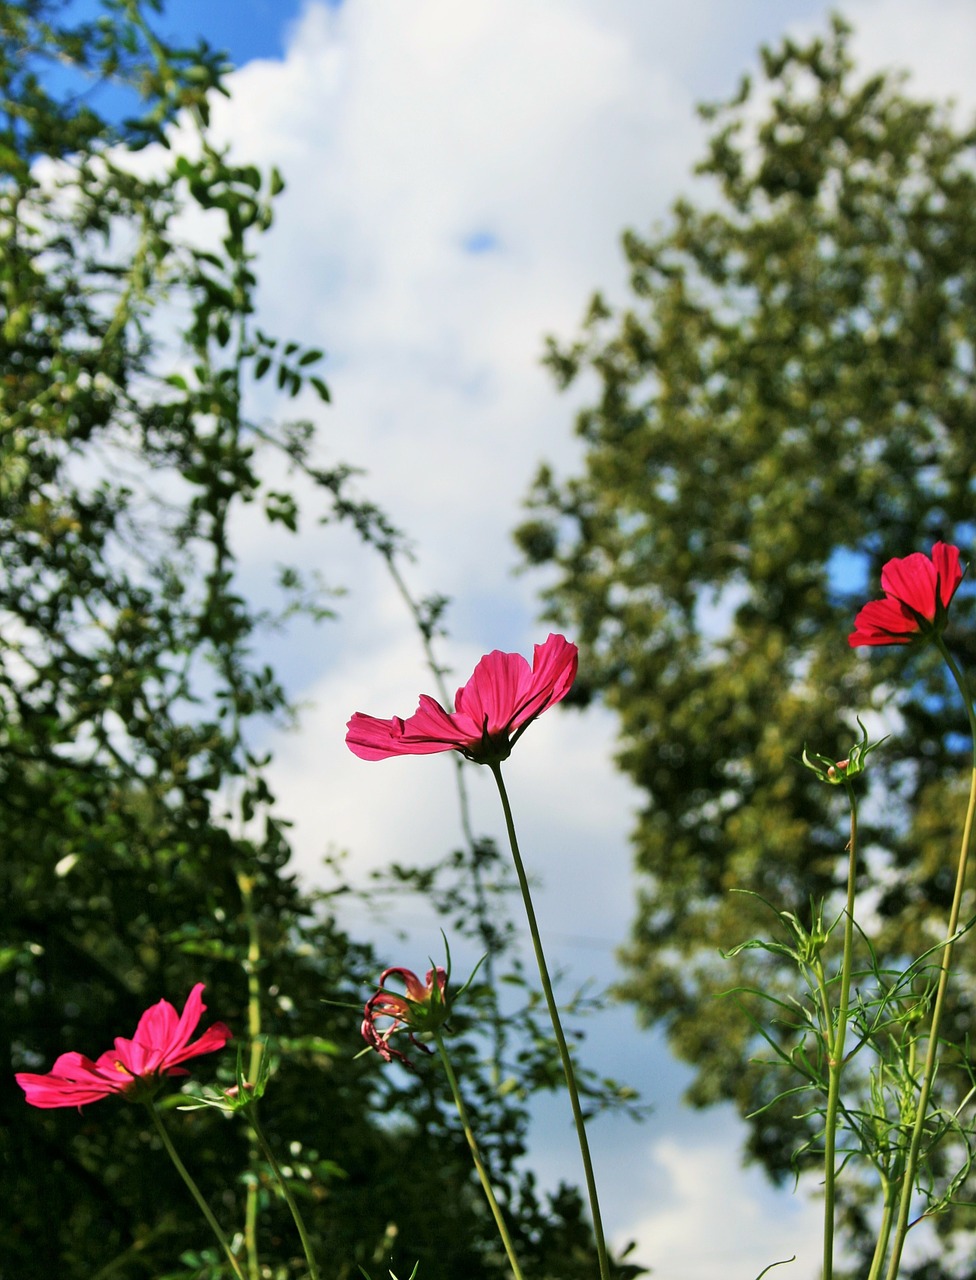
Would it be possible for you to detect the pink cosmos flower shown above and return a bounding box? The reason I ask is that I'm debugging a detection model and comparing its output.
[346,633,578,764]
[849,542,965,647]
[16,983,232,1109]
[361,966,448,1067]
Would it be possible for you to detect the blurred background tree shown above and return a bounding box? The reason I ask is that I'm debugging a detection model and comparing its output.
[0,3,627,1277]
[517,15,976,1273]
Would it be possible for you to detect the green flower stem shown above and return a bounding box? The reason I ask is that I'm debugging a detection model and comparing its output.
[489,762,612,1280]
[239,871,265,1280]
[821,784,860,1280]
[245,1107,322,1280]
[148,1101,246,1280]
[433,1032,526,1280]
[884,638,976,1280]
[866,1182,895,1280]
[869,1046,914,1280]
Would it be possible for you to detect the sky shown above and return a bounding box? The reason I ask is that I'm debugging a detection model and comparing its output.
[87,2,976,1276]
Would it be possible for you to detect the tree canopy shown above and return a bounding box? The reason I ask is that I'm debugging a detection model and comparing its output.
[1,4,619,1277]
[517,15,976,1266]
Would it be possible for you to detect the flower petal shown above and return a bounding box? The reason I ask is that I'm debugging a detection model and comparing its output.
[166,1021,233,1068]
[453,635,578,738]
[849,597,920,646]
[510,634,579,731]
[157,985,232,1070]
[881,552,940,620]
[120,994,182,1076]
[931,541,964,608]
[455,650,533,737]
[378,967,429,1002]
[16,1052,128,1108]
[346,696,469,760]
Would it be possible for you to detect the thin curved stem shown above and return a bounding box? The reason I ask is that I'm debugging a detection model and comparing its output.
[433,1033,526,1280]
[148,1101,246,1280]
[489,762,612,1280]
[245,1107,322,1280]
[238,871,265,1280]
[822,785,859,1280]
[884,638,976,1279]
[866,1182,895,1280]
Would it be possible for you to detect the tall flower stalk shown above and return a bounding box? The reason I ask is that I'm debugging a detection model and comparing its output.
[238,872,264,1280]
[433,1031,527,1280]
[244,1106,322,1280]
[882,637,976,1280]
[149,1101,247,1280]
[490,760,612,1280]
[359,961,526,1280]
[822,779,859,1280]
[346,634,611,1279]
[802,724,881,1280]
[848,541,974,1277]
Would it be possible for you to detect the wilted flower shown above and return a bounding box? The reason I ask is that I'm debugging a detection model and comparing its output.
[345,634,578,764]
[361,966,449,1067]
[849,542,964,647]
[16,984,232,1108]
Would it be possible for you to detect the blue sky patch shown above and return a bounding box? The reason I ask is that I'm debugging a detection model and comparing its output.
[462,231,500,255]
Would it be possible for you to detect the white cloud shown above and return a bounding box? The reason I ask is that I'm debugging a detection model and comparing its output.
[626,1133,824,1280]
[208,0,704,602]
[213,0,976,604]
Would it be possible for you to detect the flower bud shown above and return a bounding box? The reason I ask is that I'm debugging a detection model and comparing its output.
[802,718,885,785]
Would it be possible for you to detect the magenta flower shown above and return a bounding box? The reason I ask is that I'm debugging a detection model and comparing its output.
[346,633,578,764]
[16,984,232,1109]
[361,966,448,1067]
[849,542,964,647]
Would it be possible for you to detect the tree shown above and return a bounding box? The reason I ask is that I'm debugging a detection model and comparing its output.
[1,4,619,1277]
[517,15,976,1267]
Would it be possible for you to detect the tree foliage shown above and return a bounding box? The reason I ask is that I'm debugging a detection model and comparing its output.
[1,4,619,1277]
[517,15,976,1264]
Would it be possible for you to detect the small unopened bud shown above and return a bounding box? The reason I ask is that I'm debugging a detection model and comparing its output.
[224,1082,255,1100]
[802,721,885,785]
